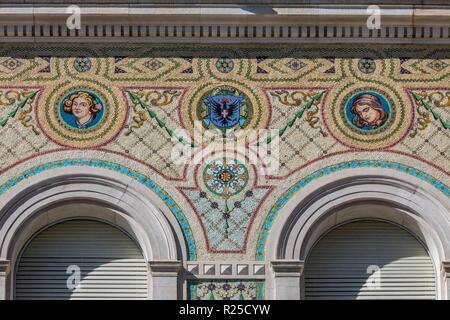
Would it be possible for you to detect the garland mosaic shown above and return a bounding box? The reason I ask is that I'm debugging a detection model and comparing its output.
[255,160,450,261]
[0,45,448,259]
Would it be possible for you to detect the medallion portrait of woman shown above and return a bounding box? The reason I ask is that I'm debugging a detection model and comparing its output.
[349,93,389,130]
[61,91,103,129]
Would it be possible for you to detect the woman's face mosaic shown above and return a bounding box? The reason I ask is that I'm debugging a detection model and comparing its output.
[355,103,381,124]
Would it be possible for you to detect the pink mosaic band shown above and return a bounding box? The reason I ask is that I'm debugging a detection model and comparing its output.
[354,97,381,107]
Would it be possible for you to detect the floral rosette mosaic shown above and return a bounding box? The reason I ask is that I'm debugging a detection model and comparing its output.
[203,158,249,198]
[189,281,264,300]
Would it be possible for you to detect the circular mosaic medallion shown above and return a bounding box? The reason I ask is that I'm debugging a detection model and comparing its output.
[344,91,392,132]
[358,58,376,74]
[196,85,253,131]
[322,86,413,150]
[183,84,268,146]
[216,58,234,73]
[36,84,127,148]
[59,90,104,129]
[73,57,92,73]
[203,158,249,197]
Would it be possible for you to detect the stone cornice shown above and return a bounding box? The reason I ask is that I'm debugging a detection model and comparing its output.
[0,4,449,43]
[442,261,450,279]
[0,260,10,275]
[149,260,182,276]
[271,260,304,277]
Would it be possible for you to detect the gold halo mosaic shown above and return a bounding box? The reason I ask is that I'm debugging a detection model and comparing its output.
[36,83,127,148]
[323,85,413,150]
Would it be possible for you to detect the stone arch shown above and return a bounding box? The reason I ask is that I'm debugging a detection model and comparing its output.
[261,162,450,300]
[0,160,196,299]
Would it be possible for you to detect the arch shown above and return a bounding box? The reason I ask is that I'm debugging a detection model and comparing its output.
[261,161,450,299]
[0,159,197,299]
[0,158,197,261]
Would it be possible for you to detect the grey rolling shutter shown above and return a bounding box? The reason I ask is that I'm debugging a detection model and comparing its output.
[305,220,436,300]
[15,220,148,300]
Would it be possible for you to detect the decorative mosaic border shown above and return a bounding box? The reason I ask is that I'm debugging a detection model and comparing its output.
[256,160,450,261]
[188,280,265,300]
[0,158,197,261]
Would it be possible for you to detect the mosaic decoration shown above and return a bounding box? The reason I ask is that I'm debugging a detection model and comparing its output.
[427,59,448,72]
[143,58,164,71]
[198,85,252,134]
[345,91,391,131]
[358,58,376,74]
[179,153,274,252]
[0,158,197,261]
[188,280,264,300]
[181,187,270,251]
[73,57,92,73]
[286,58,306,71]
[59,90,104,129]
[1,57,23,71]
[0,88,40,134]
[125,89,197,147]
[256,160,450,261]
[216,58,234,73]
[410,90,449,134]
[0,45,448,259]
[256,90,326,145]
[37,84,127,148]
[324,86,409,150]
[203,158,249,197]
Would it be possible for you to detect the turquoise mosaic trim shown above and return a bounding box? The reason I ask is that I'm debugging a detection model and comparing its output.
[0,158,197,261]
[256,160,450,261]
[188,280,265,300]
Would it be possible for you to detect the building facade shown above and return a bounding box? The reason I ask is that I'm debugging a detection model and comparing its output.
[0,0,449,300]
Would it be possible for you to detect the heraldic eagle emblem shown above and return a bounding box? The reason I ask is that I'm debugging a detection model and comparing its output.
[200,86,250,133]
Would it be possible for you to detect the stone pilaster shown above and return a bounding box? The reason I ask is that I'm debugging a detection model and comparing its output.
[271,260,304,300]
[149,260,182,300]
[0,260,10,300]
[441,261,450,300]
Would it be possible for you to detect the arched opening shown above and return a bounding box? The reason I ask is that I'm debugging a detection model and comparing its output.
[15,219,148,300]
[0,167,189,299]
[264,171,450,300]
[304,219,436,300]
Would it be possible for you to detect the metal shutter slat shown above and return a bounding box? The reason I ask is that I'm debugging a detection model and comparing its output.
[305,221,436,300]
[15,220,148,300]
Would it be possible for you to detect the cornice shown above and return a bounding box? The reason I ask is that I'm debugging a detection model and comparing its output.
[0,4,449,43]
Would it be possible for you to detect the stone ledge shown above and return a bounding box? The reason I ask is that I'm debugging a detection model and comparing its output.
[442,261,450,279]
[149,260,182,276]
[271,260,304,277]
[0,260,10,275]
